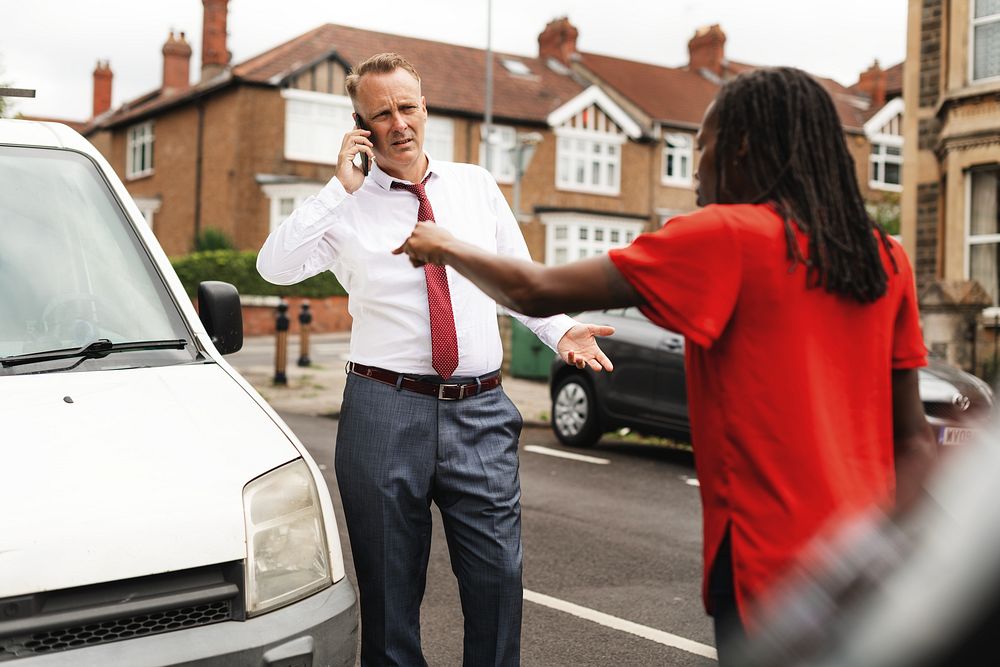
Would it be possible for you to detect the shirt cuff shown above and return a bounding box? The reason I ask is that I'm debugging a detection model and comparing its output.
[537,314,577,351]
[316,176,349,211]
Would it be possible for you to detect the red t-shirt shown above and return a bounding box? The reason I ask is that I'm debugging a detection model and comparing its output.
[608,204,926,619]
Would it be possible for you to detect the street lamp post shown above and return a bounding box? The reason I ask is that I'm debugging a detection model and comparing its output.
[511,131,543,222]
[482,0,493,148]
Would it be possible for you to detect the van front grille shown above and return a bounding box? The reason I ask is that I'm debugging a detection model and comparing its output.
[0,562,243,661]
[0,601,231,659]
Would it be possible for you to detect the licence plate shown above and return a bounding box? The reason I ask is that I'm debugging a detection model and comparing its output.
[939,426,979,446]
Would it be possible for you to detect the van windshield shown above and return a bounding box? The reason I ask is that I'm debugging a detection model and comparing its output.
[0,145,196,374]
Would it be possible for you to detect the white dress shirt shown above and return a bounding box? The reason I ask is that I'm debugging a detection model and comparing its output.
[257,156,576,377]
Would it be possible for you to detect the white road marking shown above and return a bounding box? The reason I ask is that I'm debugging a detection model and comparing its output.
[684,476,700,487]
[524,445,610,465]
[524,589,717,660]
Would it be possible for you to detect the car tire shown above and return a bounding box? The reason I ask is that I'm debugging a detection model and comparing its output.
[551,375,602,448]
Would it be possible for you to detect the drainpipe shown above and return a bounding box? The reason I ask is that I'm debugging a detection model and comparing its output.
[193,100,205,246]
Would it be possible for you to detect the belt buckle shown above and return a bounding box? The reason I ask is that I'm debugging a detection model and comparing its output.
[437,383,464,400]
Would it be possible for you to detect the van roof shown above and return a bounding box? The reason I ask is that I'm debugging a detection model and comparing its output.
[0,118,95,153]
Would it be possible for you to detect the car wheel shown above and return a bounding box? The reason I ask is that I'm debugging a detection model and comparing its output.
[552,375,601,448]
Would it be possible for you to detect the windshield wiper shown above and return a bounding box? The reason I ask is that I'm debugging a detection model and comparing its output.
[1,338,188,368]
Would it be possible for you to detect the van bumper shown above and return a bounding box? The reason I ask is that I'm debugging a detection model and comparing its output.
[17,576,358,666]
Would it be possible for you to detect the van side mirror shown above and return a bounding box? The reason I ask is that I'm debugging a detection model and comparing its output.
[198,281,243,355]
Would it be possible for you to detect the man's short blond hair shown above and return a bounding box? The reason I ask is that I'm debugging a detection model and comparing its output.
[345,53,421,102]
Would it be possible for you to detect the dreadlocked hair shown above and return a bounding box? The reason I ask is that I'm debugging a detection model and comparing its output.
[712,67,897,303]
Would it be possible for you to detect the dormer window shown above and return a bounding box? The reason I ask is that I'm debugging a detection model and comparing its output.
[547,86,642,197]
[556,130,622,195]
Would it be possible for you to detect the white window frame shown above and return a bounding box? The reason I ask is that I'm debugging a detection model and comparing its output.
[132,196,161,230]
[864,97,904,192]
[480,125,517,184]
[869,139,904,191]
[965,166,1000,304]
[126,121,155,180]
[424,115,455,162]
[260,182,324,232]
[661,132,694,187]
[555,127,624,196]
[542,212,644,265]
[282,88,355,165]
[971,0,1000,83]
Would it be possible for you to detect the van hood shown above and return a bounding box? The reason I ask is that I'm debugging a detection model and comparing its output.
[0,363,299,598]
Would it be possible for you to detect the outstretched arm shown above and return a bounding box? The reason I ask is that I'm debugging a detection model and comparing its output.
[394,222,645,317]
[891,368,939,515]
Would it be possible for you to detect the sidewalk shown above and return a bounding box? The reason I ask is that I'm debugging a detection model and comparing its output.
[227,333,554,427]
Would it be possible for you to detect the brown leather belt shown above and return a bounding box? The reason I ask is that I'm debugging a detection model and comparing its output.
[346,362,502,400]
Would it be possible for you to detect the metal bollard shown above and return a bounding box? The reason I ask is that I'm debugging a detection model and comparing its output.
[274,300,289,385]
[297,300,312,367]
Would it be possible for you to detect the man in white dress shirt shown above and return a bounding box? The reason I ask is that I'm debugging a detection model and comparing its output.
[257,53,613,666]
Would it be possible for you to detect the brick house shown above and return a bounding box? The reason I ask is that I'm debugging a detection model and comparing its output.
[851,60,906,232]
[83,2,589,259]
[903,0,1000,297]
[901,0,1000,369]
[83,3,900,273]
[536,20,891,244]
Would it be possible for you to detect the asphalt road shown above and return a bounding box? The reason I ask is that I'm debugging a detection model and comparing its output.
[279,412,717,666]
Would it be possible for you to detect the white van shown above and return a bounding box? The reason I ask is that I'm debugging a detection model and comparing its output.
[0,118,357,664]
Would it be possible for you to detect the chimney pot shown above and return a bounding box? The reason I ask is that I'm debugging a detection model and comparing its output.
[162,29,192,92]
[538,16,579,65]
[91,60,113,118]
[201,0,232,81]
[857,59,887,108]
[688,24,726,78]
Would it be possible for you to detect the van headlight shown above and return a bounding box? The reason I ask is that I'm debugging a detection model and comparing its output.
[243,459,332,616]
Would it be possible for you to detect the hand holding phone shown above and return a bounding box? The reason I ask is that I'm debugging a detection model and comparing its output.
[335,113,374,194]
[355,115,370,176]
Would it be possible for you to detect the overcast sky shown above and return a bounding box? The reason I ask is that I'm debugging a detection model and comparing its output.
[3,0,907,121]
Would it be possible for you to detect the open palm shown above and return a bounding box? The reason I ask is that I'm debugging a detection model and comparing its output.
[556,323,615,372]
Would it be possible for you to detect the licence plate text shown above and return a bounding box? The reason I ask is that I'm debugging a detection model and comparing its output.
[939,427,979,446]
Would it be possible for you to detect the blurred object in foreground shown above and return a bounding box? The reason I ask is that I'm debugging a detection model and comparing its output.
[738,412,1000,667]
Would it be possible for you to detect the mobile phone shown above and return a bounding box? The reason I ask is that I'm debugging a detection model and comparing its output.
[354,114,370,176]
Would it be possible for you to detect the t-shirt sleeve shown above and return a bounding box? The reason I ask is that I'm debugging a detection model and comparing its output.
[608,208,741,348]
[891,246,928,369]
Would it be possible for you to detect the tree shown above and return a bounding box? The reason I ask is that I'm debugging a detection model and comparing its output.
[866,192,901,237]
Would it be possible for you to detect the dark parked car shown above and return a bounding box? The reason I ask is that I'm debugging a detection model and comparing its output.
[549,307,995,448]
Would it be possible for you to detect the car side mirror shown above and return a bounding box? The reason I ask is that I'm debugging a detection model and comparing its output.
[198,281,243,355]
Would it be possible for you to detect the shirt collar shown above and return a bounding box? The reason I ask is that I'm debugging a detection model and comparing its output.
[370,153,438,190]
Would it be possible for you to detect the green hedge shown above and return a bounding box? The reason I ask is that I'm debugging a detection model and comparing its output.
[170,250,347,298]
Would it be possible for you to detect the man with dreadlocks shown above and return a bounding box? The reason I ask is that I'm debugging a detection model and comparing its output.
[393,66,938,664]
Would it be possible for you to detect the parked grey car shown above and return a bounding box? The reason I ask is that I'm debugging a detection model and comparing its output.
[549,307,994,448]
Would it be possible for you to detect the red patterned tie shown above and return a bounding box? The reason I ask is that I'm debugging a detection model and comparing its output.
[392,176,459,379]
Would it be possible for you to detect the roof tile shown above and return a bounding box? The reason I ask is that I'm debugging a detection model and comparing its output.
[579,51,867,131]
[578,52,719,125]
[233,23,584,122]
